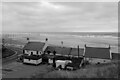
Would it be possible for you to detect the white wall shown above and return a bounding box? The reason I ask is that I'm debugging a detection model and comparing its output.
[86,58,111,64]
[36,58,42,64]
[56,60,71,69]
[56,62,65,69]
[23,58,42,65]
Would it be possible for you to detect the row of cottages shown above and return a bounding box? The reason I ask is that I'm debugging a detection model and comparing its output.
[43,45,84,69]
[22,40,119,69]
[22,41,84,69]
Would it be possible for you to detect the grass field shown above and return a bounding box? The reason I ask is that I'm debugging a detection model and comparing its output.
[32,61,119,78]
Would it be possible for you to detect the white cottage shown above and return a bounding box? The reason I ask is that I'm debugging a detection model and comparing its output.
[23,42,46,65]
[84,45,112,64]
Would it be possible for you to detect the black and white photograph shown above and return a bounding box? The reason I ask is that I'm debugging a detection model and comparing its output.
[1,0,119,79]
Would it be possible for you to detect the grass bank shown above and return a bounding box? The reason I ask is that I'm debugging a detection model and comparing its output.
[32,61,119,78]
[2,46,15,58]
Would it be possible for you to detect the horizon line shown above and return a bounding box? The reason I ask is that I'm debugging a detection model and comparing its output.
[2,31,119,33]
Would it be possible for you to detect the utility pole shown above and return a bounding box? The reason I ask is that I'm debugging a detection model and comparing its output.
[68,48,72,57]
[53,50,56,68]
[78,45,79,58]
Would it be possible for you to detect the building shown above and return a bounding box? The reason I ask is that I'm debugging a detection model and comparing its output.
[22,41,47,65]
[84,45,111,64]
[70,48,84,57]
[44,45,72,64]
[44,45,84,69]
[111,53,120,61]
[63,47,84,70]
[56,60,72,69]
[65,57,83,70]
[44,45,71,55]
[42,54,54,64]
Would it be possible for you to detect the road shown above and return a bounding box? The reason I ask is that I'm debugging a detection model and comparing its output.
[2,46,23,65]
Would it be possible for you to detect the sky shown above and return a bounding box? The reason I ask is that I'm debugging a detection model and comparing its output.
[2,1,118,32]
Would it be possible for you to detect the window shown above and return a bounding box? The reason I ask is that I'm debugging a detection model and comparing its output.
[31,52,33,55]
[40,51,43,55]
[36,51,38,55]
[23,50,25,54]
[97,62,100,64]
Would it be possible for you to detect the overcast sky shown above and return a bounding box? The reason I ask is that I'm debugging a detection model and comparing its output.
[2,1,118,32]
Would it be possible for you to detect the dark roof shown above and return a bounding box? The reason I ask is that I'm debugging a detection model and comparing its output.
[23,42,45,51]
[84,46,110,59]
[61,47,71,55]
[70,48,84,56]
[44,46,71,55]
[112,53,120,60]
[45,46,84,57]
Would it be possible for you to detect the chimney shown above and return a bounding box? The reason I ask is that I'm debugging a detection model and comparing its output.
[45,38,48,45]
[85,44,87,48]
[27,37,29,43]
[45,38,48,42]
[61,41,63,48]
[78,45,79,58]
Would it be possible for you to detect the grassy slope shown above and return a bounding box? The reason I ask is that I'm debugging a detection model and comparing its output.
[2,47,15,58]
[33,61,119,78]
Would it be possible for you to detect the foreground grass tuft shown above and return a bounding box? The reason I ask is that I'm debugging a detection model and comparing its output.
[38,62,119,78]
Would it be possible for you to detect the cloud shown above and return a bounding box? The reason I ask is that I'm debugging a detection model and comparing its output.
[40,1,64,10]
[2,2,118,32]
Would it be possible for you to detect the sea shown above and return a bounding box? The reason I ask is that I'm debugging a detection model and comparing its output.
[2,32,119,53]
